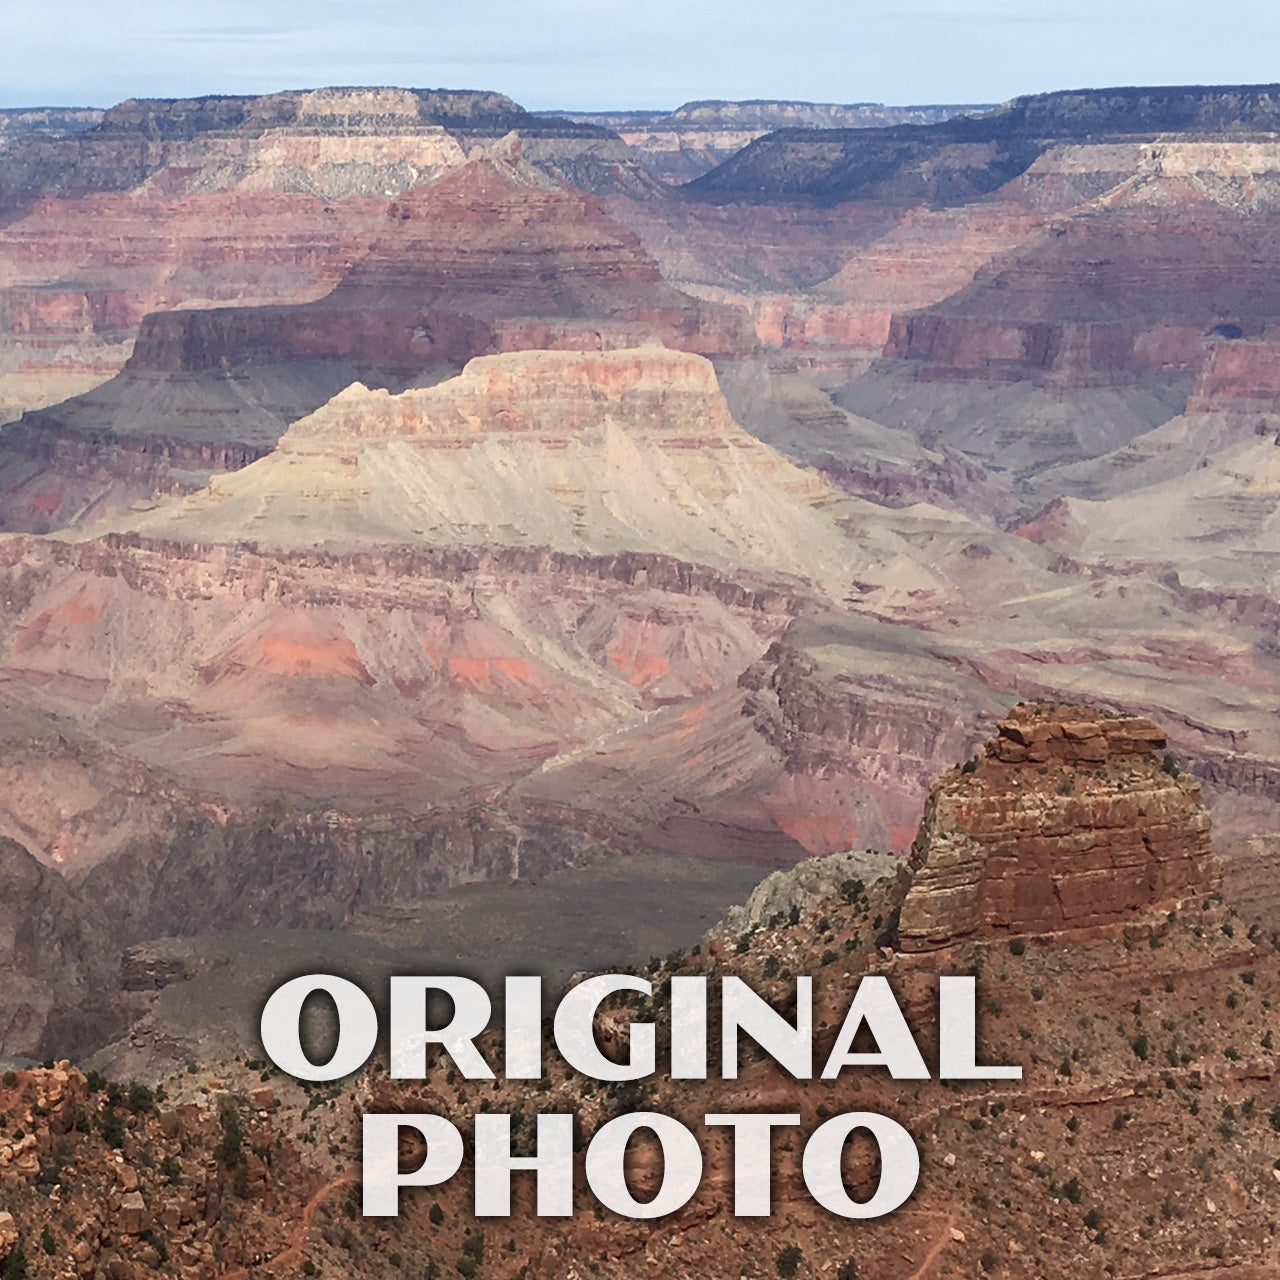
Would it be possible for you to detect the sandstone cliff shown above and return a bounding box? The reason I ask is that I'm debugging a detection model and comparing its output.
[899,703,1220,950]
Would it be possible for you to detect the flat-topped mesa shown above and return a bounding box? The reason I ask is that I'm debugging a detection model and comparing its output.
[285,347,742,444]
[94,87,539,136]
[897,702,1220,952]
[685,81,1280,207]
[0,86,657,206]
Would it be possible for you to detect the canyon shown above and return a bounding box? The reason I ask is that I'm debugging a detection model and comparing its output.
[0,76,1275,1189]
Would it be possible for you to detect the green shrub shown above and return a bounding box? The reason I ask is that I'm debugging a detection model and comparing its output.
[97,1108,126,1148]
[2,1243,28,1280]
[214,1105,244,1169]
[126,1081,155,1114]
[839,878,866,903]
[776,1245,804,1277]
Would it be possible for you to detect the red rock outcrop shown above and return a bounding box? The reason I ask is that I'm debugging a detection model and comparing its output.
[898,702,1220,950]
[1186,337,1280,413]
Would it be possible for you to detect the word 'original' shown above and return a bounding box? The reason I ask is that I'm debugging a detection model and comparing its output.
[260,972,1020,1218]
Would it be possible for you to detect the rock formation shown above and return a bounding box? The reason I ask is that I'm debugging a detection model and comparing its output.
[899,703,1220,950]
[0,142,751,531]
[0,87,662,437]
[0,87,653,201]
[123,141,748,379]
[686,83,1280,205]
[548,98,992,184]
[0,107,102,147]
[117,348,843,586]
[0,835,116,1059]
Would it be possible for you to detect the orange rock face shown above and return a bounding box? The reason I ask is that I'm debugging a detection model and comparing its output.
[898,702,1220,950]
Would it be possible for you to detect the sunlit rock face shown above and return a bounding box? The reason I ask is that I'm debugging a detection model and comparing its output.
[899,703,1219,951]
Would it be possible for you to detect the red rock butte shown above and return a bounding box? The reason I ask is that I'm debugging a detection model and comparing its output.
[898,702,1220,950]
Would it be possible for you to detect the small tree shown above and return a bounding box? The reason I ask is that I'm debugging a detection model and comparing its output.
[839,878,866,904]
[126,1082,155,1115]
[214,1105,244,1169]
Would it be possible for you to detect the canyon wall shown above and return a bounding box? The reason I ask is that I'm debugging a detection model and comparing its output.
[549,98,993,183]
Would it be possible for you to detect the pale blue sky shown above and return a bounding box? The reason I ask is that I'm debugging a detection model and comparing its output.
[2,0,1274,111]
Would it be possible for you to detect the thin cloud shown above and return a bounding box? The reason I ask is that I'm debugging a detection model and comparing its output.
[896,10,1080,23]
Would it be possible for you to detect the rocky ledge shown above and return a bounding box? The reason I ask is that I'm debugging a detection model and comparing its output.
[898,702,1220,950]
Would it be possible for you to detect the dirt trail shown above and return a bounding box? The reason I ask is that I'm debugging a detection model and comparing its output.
[902,1210,959,1280]
[219,1167,359,1280]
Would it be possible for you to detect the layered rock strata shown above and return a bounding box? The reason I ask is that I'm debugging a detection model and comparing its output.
[549,98,991,184]
[0,145,751,530]
[899,703,1220,949]
[687,83,1280,205]
[0,87,651,201]
[0,88,662,435]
